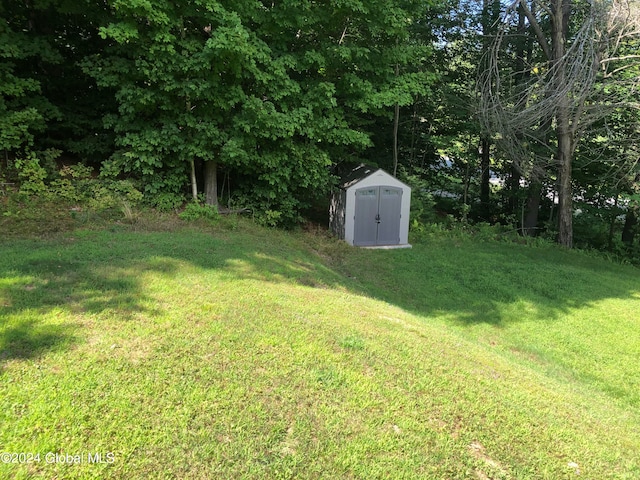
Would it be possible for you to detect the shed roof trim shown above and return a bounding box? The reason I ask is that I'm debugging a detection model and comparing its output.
[340,164,409,189]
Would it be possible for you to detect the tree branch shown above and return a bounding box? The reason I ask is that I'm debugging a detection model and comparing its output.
[518,0,551,60]
[339,18,349,45]
[601,54,640,63]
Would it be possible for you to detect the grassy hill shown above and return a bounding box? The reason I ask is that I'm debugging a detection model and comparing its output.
[1,218,639,479]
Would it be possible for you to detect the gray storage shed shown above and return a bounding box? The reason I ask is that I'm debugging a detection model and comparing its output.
[330,165,411,247]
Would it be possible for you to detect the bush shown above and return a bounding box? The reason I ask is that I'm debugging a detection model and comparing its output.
[410,218,527,245]
[148,192,185,212]
[227,192,302,228]
[4,157,146,226]
[86,179,143,212]
[178,201,220,222]
[48,165,144,214]
[13,149,60,195]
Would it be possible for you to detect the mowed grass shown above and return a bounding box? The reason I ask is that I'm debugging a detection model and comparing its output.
[0,220,639,479]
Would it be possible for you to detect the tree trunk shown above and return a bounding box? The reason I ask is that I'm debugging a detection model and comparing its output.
[392,61,400,177]
[508,164,521,218]
[410,101,418,167]
[190,159,198,201]
[523,181,542,236]
[478,0,499,215]
[556,130,573,247]
[622,207,638,246]
[553,0,573,248]
[480,137,491,206]
[607,193,619,249]
[204,160,218,208]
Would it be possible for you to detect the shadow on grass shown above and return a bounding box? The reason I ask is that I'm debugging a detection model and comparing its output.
[0,319,78,364]
[0,226,638,366]
[0,243,172,366]
[325,239,640,326]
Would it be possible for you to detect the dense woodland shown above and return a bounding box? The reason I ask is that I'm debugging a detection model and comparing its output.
[1,0,640,256]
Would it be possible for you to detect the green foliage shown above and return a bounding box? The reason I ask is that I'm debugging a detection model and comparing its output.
[4,0,640,253]
[0,1,108,165]
[178,201,220,222]
[79,0,435,225]
[0,16,59,154]
[2,0,440,227]
[48,164,143,212]
[149,192,185,212]
[398,166,437,223]
[410,218,530,246]
[260,209,283,228]
[3,156,144,228]
[13,151,52,195]
[86,180,144,213]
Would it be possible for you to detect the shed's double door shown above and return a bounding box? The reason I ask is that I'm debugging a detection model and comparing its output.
[354,186,402,246]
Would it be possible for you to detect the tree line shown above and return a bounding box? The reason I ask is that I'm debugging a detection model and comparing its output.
[1,0,639,253]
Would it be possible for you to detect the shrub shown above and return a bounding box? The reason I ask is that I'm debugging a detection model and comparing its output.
[14,149,60,195]
[149,192,185,212]
[179,201,220,222]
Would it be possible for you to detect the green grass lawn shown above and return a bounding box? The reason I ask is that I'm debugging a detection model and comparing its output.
[0,218,639,479]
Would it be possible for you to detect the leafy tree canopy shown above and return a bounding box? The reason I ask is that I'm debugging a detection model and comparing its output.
[80,0,435,222]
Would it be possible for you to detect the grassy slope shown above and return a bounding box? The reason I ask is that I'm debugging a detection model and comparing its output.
[0,220,639,479]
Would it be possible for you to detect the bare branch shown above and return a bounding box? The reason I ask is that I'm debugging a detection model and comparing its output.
[339,18,350,45]
[478,0,640,179]
[517,0,552,59]
[601,54,640,64]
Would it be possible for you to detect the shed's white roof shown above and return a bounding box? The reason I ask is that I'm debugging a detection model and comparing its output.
[340,164,409,190]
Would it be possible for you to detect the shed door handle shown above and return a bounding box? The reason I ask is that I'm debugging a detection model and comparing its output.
[375,214,381,223]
